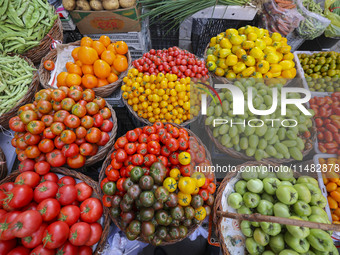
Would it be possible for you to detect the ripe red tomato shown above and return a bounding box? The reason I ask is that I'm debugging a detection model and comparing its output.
[43,128,56,140]
[68,90,83,102]
[51,89,66,102]
[78,246,92,255]
[143,154,157,167]
[56,241,78,255]
[37,198,61,222]
[37,100,52,115]
[25,145,41,159]
[50,122,66,136]
[30,244,55,255]
[72,104,87,118]
[19,110,38,125]
[97,132,110,146]
[7,246,30,255]
[22,223,47,249]
[58,176,76,186]
[58,205,80,227]
[82,89,95,102]
[75,182,92,202]
[106,168,120,182]
[115,149,127,163]
[34,181,59,203]
[24,133,41,145]
[67,154,86,169]
[116,178,126,192]
[85,222,102,246]
[85,127,101,143]
[60,130,77,145]
[100,178,109,190]
[9,117,25,132]
[42,221,69,249]
[44,60,55,71]
[80,198,103,223]
[15,171,40,188]
[26,121,45,135]
[100,120,113,132]
[126,130,138,142]
[61,98,76,112]
[64,115,81,129]
[3,185,33,209]
[124,143,137,155]
[57,185,77,206]
[132,154,144,166]
[93,114,104,128]
[68,222,91,246]
[116,137,128,148]
[147,141,161,155]
[62,144,79,158]
[10,210,42,238]
[42,173,59,183]
[38,139,54,154]
[0,211,21,240]
[46,149,66,167]
[79,143,93,156]
[93,97,106,109]
[18,159,35,172]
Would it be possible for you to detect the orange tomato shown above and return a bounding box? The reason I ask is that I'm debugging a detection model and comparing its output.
[92,41,105,56]
[78,46,99,65]
[328,196,338,209]
[111,66,120,76]
[82,65,94,75]
[68,64,82,76]
[319,158,326,164]
[80,37,93,47]
[57,72,68,86]
[75,60,83,67]
[66,62,74,70]
[101,50,115,65]
[65,73,82,87]
[331,190,340,202]
[107,43,117,53]
[82,74,98,89]
[71,47,80,61]
[107,73,118,83]
[332,213,340,221]
[336,187,340,193]
[327,182,338,192]
[115,41,128,55]
[93,60,111,79]
[113,55,128,72]
[99,35,111,47]
[97,78,109,87]
[334,208,340,217]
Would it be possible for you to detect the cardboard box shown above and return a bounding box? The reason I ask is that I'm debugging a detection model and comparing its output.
[70,5,141,34]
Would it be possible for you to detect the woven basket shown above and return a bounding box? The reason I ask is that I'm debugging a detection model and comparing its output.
[99,122,214,245]
[0,146,7,180]
[0,56,39,130]
[0,167,110,255]
[213,161,340,255]
[38,41,131,98]
[22,17,63,65]
[85,101,118,166]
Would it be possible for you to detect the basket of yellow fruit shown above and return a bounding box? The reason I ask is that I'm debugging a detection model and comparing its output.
[204,26,297,85]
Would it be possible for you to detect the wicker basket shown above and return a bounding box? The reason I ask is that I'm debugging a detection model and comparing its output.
[0,56,39,130]
[85,101,118,166]
[22,17,63,65]
[0,167,110,254]
[38,41,131,98]
[0,146,7,180]
[99,122,214,245]
[213,161,340,255]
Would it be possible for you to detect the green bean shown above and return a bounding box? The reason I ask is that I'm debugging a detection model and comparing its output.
[27,9,40,29]
[0,0,9,17]
[7,2,24,27]
[22,6,34,27]
[17,1,29,16]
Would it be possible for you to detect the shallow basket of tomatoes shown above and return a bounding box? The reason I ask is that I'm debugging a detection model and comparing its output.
[38,40,131,98]
[0,167,110,255]
[0,55,39,130]
[98,122,216,246]
[0,147,7,180]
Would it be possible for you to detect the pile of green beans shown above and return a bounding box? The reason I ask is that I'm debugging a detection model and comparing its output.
[0,0,58,54]
[0,55,36,114]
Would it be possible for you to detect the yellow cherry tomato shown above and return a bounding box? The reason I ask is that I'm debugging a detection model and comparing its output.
[163,177,178,193]
[257,60,270,74]
[178,192,192,206]
[170,168,181,180]
[178,177,196,194]
[191,172,206,188]
[195,206,207,221]
[178,152,191,165]
[225,54,238,66]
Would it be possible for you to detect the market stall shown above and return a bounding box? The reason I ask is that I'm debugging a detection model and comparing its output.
[0,0,339,254]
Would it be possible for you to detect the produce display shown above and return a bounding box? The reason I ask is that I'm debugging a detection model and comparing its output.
[310,93,340,154]
[8,87,114,169]
[62,0,136,11]
[298,51,340,92]
[0,0,58,54]
[205,80,314,161]
[56,36,129,88]
[227,168,337,254]
[0,170,104,254]
[101,122,215,245]
[0,55,36,114]
[205,26,297,81]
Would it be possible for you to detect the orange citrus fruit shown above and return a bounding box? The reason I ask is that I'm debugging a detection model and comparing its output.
[101,50,115,65]
[57,72,68,86]
[65,73,82,87]
[107,73,119,83]
[71,47,80,61]
[99,35,111,47]
[82,74,98,89]
[82,65,94,75]
[115,41,128,55]
[92,41,105,56]
[80,37,93,47]
[94,60,111,79]
[97,78,109,87]
[78,46,99,65]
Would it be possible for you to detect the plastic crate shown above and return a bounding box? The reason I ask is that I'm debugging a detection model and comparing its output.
[149,17,179,49]
[104,90,124,108]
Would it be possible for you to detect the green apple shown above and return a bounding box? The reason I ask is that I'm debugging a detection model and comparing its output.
[284,232,310,253]
[276,185,298,205]
[263,177,281,195]
[243,192,260,208]
[240,220,253,237]
[227,193,243,209]
[235,180,247,195]
[280,181,293,186]
[262,192,275,203]
[293,201,312,217]
[269,234,285,253]
[247,179,263,193]
[307,229,333,252]
[293,184,311,203]
[242,169,258,181]
[286,216,310,238]
[313,244,339,255]
[297,176,319,186]
[257,166,269,179]
[276,167,294,181]
[302,183,322,204]
[274,202,291,218]
[238,205,252,215]
[257,200,273,215]
[310,194,327,208]
[279,249,299,255]
[253,228,270,246]
[260,222,281,236]
[311,206,329,219]
[245,237,265,255]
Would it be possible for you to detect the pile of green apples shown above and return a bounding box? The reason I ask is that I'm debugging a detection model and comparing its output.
[227,166,338,255]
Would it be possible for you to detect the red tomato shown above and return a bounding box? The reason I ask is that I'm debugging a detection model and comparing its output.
[15,171,41,188]
[57,185,77,206]
[100,178,109,190]
[116,178,125,192]
[68,222,91,246]
[180,164,193,177]
[21,202,38,213]
[25,145,41,159]
[56,241,78,255]
[165,138,179,152]
[0,211,21,240]
[147,141,161,155]
[106,168,120,182]
[62,144,79,158]
[79,143,93,156]
[157,156,168,167]
[85,222,102,246]
[68,90,83,102]
[0,239,17,254]
[7,246,30,255]
[42,221,69,249]
[100,120,113,132]
[9,117,25,132]
[60,130,77,144]
[132,154,144,166]
[80,198,103,223]
[22,223,47,249]
[46,149,66,167]
[37,198,60,222]
[42,173,59,183]
[85,127,101,143]
[138,134,148,144]
[18,159,35,172]
[35,161,51,175]
[78,246,92,255]
[115,149,127,163]
[64,115,81,129]
[124,143,137,155]
[199,189,209,201]
[58,205,80,226]
[143,154,157,167]
[137,143,148,156]
[97,132,110,146]
[169,152,179,165]
[4,185,33,209]
[75,182,92,202]
[207,183,216,194]
[26,121,45,135]
[102,195,112,207]
[99,107,111,119]
[67,154,86,169]
[10,210,42,238]
[30,244,56,255]
[116,137,128,148]
[76,126,87,139]
[54,136,66,150]
[43,128,56,139]
[50,122,66,136]
[93,114,104,128]
[24,133,41,145]
[143,126,156,136]
[126,130,138,142]
[34,181,59,203]
[153,121,164,130]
